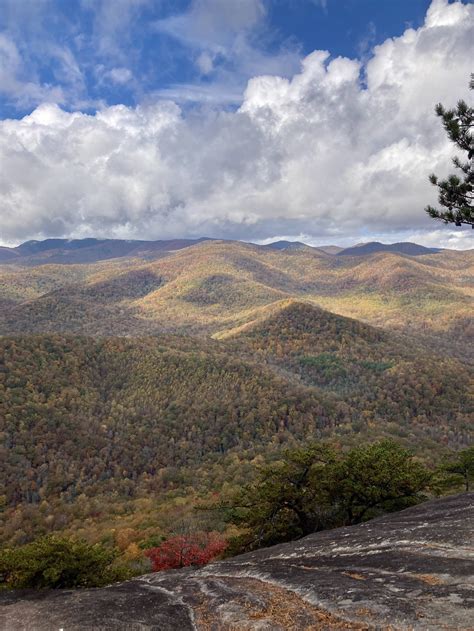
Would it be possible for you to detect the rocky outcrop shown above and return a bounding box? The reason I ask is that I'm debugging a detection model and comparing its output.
[2,493,473,630]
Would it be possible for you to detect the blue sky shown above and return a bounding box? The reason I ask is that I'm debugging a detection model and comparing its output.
[0,0,473,248]
[0,0,434,118]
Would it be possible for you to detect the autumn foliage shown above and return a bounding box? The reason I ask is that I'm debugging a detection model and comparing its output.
[145,532,227,571]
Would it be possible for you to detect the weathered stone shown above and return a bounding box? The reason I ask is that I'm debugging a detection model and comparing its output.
[1,493,473,630]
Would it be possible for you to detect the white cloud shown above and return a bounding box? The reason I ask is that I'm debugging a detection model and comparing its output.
[149,82,245,105]
[0,33,66,108]
[0,0,144,111]
[401,228,474,250]
[0,0,473,248]
[82,0,150,59]
[0,1,96,111]
[153,0,301,104]
[196,51,215,75]
[106,67,133,85]
[154,0,266,52]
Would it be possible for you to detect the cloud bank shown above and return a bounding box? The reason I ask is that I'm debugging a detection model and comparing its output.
[0,0,473,248]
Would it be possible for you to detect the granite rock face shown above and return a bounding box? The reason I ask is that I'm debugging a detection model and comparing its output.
[2,493,473,630]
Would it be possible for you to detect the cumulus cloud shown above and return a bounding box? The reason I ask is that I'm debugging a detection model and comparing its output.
[0,0,473,247]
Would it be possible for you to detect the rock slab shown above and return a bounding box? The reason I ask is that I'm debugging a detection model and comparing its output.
[1,493,473,630]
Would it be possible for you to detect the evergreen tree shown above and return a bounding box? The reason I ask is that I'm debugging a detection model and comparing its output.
[223,444,337,551]
[426,75,473,228]
[329,441,431,525]
[223,441,431,553]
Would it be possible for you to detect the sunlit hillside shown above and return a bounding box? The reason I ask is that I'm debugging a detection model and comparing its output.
[1,240,472,360]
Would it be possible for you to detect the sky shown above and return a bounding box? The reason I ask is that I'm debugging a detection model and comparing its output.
[0,0,473,249]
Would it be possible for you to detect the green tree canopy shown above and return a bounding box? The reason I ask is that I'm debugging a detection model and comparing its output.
[442,446,474,492]
[224,440,431,552]
[0,536,130,589]
[329,440,431,525]
[223,443,337,551]
[426,75,473,228]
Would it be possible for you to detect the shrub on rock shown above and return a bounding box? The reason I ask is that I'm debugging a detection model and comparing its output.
[0,535,130,589]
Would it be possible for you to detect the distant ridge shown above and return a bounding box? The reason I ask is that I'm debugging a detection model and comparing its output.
[0,237,452,266]
[316,245,343,254]
[338,241,440,256]
[265,240,308,251]
[0,237,213,265]
[0,247,19,262]
[265,240,343,254]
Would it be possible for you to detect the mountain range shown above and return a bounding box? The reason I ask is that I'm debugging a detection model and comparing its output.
[0,237,211,265]
[0,237,445,265]
[1,236,472,552]
[0,237,472,357]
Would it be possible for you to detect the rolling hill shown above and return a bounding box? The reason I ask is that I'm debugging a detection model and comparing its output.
[0,247,19,263]
[0,239,472,361]
[1,237,472,566]
[228,301,473,434]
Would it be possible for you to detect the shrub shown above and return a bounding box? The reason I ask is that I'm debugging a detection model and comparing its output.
[0,535,131,589]
[145,532,227,571]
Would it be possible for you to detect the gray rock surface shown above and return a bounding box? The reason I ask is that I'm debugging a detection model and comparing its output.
[2,493,473,630]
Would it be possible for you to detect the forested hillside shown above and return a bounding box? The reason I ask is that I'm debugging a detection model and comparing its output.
[1,332,336,507]
[230,302,472,437]
[1,299,472,548]
[0,240,472,360]
[0,238,472,560]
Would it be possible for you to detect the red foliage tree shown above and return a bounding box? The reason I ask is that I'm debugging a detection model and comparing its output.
[145,532,227,572]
